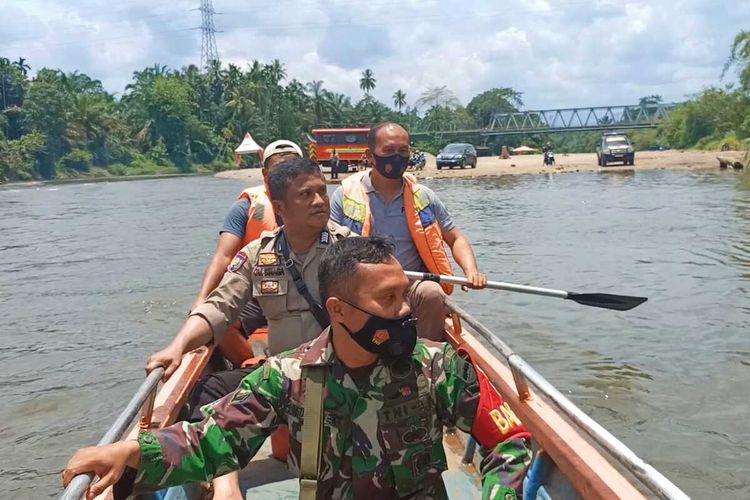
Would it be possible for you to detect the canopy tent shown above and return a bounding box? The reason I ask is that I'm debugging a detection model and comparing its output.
[234,132,263,166]
[511,145,538,154]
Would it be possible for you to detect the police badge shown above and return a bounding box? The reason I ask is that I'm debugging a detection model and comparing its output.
[227,251,248,272]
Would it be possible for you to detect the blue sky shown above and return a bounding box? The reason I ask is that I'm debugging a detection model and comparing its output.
[2,0,748,110]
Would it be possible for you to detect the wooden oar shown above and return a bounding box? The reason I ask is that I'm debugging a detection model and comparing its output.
[404,271,647,311]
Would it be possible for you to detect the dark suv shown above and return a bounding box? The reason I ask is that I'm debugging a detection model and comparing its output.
[596,133,635,166]
[436,143,477,169]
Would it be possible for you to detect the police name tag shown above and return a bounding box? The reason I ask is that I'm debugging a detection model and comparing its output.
[252,266,285,277]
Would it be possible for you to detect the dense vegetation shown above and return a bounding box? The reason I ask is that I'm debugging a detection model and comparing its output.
[1,30,748,182]
[0,56,523,182]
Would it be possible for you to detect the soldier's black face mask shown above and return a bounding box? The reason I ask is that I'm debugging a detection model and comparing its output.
[339,299,417,358]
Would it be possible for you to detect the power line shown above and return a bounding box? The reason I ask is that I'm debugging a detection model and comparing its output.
[196,0,220,70]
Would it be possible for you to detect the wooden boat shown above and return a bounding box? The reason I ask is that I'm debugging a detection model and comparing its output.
[63,302,688,500]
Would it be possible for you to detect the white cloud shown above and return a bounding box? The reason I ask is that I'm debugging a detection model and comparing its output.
[1,0,748,111]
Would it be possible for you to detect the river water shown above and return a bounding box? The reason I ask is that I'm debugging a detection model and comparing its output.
[1,169,749,498]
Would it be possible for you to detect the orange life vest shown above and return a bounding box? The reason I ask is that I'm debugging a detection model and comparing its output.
[341,170,453,294]
[238,183,278,246]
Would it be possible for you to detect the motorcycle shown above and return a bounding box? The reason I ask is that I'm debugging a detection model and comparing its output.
[543,150,555,166]
[409,151,426,170]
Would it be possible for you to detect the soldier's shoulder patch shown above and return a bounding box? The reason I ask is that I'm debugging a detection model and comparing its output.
[454,354,477,385]
[258,253,280,266]
[443,348,476,384]
[228,251,248,272]
[319,230,329,244]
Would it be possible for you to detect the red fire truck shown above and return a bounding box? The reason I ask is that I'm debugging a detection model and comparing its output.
[309,127,369,171]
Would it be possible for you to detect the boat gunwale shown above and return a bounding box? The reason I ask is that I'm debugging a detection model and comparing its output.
[443,316,646,499]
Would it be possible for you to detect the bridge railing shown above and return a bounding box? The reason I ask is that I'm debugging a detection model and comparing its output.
[409,102,680,137]
[487,103,677,133]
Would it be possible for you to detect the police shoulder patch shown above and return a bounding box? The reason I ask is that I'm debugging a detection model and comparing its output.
[228,251,248,272]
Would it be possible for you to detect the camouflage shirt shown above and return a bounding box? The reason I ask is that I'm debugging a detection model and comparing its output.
[135,329,531,499]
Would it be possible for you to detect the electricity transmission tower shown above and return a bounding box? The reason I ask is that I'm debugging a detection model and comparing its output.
[197,0,219,70]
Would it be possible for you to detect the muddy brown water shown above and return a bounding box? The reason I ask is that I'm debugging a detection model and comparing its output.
[1,169,749,497]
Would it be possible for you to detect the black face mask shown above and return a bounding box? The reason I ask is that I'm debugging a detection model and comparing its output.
[339,299,418,358]
[372,153,409,179]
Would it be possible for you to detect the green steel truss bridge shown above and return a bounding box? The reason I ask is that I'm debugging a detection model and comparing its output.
[410,102,679,138]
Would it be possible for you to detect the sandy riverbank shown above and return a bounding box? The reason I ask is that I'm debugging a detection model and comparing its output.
[215,149,746,184]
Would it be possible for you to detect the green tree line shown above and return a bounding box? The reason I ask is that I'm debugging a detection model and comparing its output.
[0,55,522,182]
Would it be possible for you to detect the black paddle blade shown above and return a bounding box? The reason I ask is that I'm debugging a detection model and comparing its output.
[566,292,648,311]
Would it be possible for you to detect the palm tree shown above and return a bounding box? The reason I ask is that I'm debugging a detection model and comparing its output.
[723,30,750,90]
[327,92,352,123]
[14,57,30,76]
[359,69,376,96]
[124,64,171,98]
[265,59,287,86]
[306,80,328,125]
[416,85,459,109]
[392,89,406,112]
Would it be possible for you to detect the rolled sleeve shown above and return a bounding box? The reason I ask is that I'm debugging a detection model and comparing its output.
[424,187,455,232]
[189,262,254,345]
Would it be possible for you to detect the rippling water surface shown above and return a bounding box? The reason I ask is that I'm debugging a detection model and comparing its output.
[1,169,749,498]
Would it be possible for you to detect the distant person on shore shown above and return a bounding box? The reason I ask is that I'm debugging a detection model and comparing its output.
[330,149,339,179]
[330,121,488,341]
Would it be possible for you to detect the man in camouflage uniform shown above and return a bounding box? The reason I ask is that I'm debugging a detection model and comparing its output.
[64,237,532,499]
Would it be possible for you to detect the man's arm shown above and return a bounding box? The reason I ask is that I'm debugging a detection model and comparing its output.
[441,226,486,288]
[191,232,243,312]
[145,316,215,380]
[425,188,486,289]
[190,200,249,311]
[63,361,283,494]
[146,248,256,380]
[431,343,531,499]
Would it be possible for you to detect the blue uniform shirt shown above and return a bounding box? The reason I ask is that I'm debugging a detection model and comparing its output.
[330,174,455,271]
